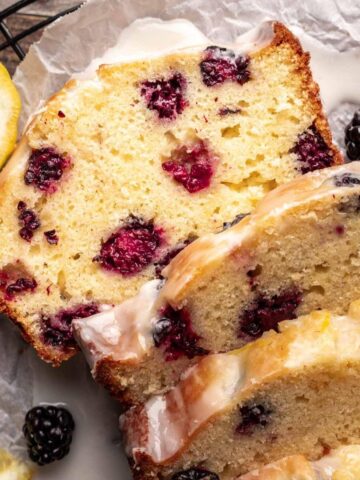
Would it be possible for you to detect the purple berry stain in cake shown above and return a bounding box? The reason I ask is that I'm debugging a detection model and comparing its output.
[162,140,217,193]
[4,278,37,300]
[291,123,334,174]
[218,107,241,116]
[154,235,198,278]
[0,263,37,300]
[153,305,209,361]
[222,213,249,231]
[332,173,360,187]
[335,225,345,235]
[24,148,71,193]
[239,287,302,339]
[200,46,251,87]
[236,403,272,435]
[44,229,59,245]
[172,468,219,480]
[140,72,188,120]
[94,215,164,276]
[42,303,99,348]
[17,201,41,242]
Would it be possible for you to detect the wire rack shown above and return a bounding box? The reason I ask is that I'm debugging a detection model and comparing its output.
[0,0,81,61]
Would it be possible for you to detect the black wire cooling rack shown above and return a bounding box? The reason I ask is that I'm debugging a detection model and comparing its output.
[0,0,81,61]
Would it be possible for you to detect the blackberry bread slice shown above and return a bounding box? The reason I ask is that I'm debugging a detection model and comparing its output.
[0,22,341,365]
[121,302,360,479]
[240,445,360,480]
[75,162,360,405]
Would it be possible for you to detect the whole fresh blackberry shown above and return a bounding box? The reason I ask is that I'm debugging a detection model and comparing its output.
[23,405,75,466]
[345,110,360,160]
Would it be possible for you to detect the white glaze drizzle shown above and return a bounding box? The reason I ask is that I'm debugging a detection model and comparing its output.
[234,21,275,53]
[73,280,161,371]
[124,353,243,462]
[285,309,360,369]
[239,447,356,479]
[313,458,339,479]
[75,18,209,80]
[75,18,275,81]
[312,444,360,478]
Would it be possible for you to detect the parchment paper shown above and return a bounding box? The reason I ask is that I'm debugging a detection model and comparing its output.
[2,0,360,463]
[0,320,32,458]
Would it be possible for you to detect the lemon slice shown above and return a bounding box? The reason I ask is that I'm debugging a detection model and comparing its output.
[0,449,33,479]
[0,63,21,168]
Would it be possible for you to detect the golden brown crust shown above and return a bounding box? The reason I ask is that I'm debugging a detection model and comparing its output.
[11,298,77,364]
[94,358,135,409]
[268,22,341,167]
[0,299,76,366]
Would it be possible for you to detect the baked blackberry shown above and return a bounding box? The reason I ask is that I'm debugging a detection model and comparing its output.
[23,405,75,466]
[152,306,209,360]
[238,287,302,339]
[236,403,272,434]
[17,201,41,243]
[222,213,249,231]
[172,468,219,480]
[345,110,360,160]
[25,147,71,193]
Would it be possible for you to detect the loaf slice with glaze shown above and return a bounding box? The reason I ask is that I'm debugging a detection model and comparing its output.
[0,21,340,365]
[240,445,360,479]
[120,302,360,479]
[75,161,360,405]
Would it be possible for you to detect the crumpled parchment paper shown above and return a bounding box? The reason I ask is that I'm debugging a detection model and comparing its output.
[0,319,32,457]
[2,0,360,461]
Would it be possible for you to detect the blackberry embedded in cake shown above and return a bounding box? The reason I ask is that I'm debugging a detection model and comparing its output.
[0,22,341,365]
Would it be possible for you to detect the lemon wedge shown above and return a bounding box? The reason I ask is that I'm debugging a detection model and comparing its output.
[0,63,21,168]
[0,449,33,479]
